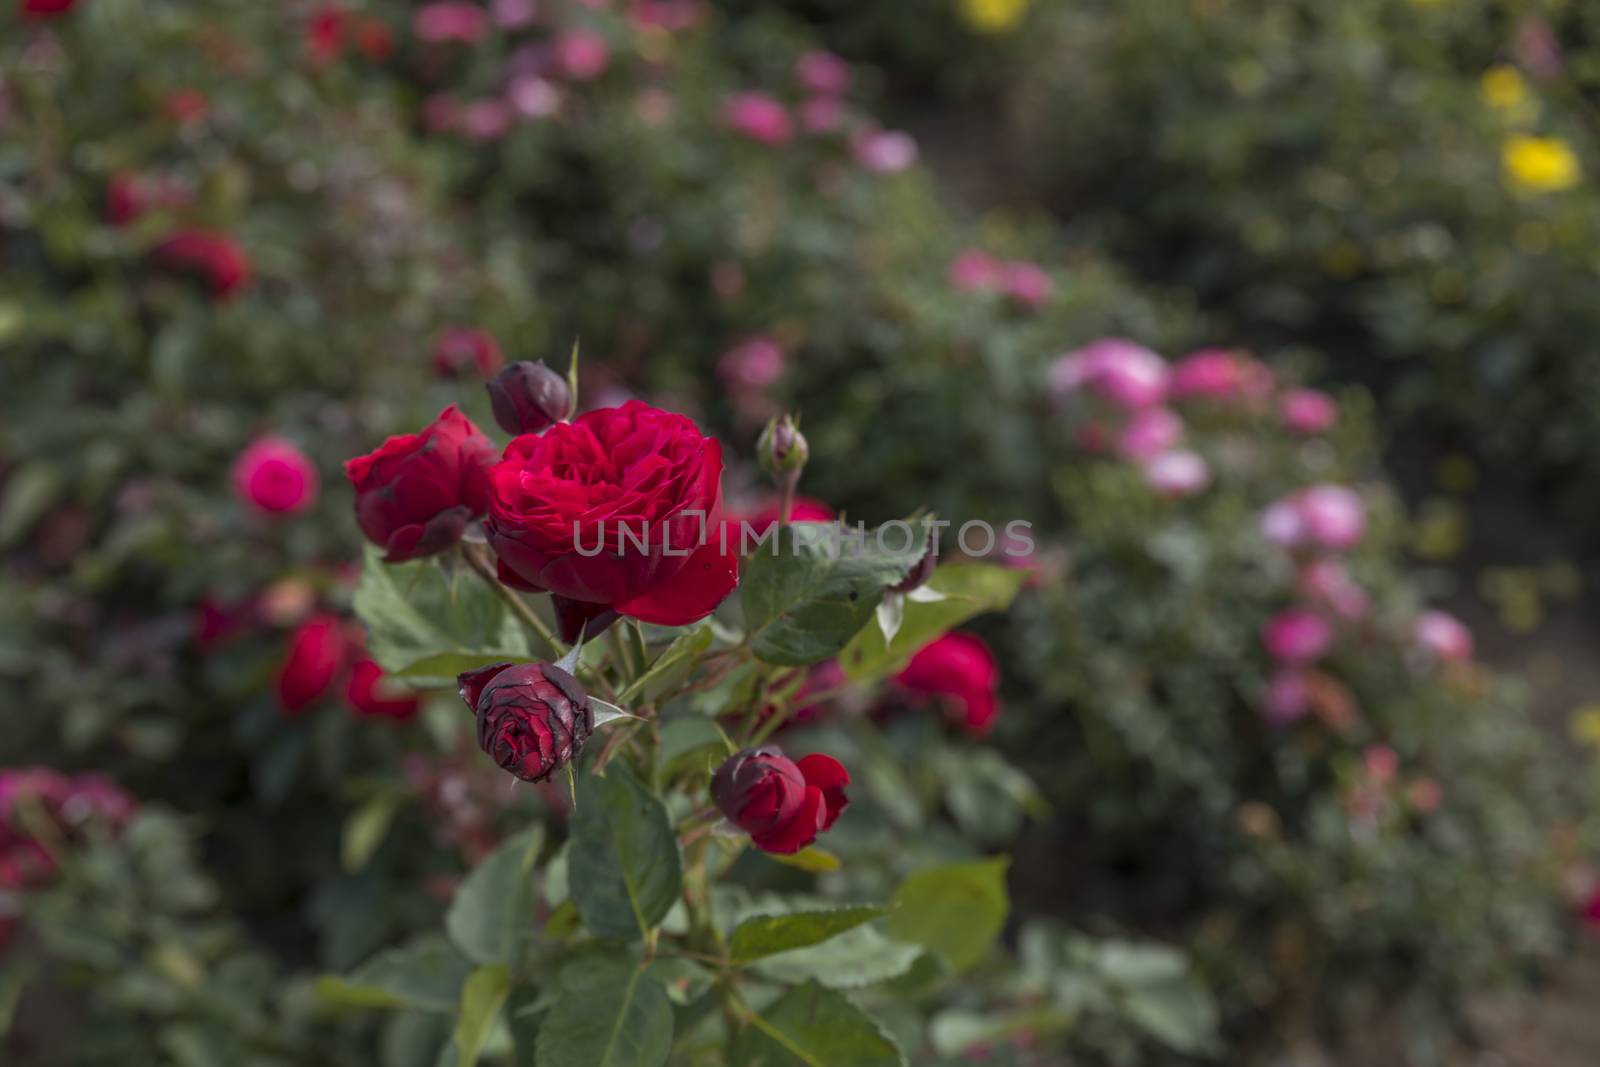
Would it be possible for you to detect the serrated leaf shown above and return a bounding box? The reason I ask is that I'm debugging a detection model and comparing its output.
[840,564,1025,683]
[353,545,531,687]
[453,966,510,1067]
[884,858,1009,973]
[731,981,905,1067]
[741,525,923,666]
[316,936,474,1012]
[535,961,672,1067]
[446,826,544,966]
[729,906,887,963]
[568,765,682,941]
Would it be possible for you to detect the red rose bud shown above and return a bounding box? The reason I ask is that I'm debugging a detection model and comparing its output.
[345,658,421,721]
[711,747,849,854]
[895,632,1002,736]
[433,327,504,379]
[487,401,738,641]
[457,662,593,783]
[486,360,571,435]
[345,405,498,562]
[154,230,251,300]
[277,613,350,714]
[757,414,807,478]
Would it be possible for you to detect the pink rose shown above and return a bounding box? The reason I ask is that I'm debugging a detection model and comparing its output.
[555,29,610,80]
[724,92,792,146]
[1050,338,1170,410]
[795,50,851,95]
[1262,609,1333,664]
[949,248,1003,292]
[413,2,488,43]
[1414,610,1473,663]
[852,128,918,174]
[1118,407,1184,460]
[232,437,318,515]
[1281,388,1338,435]
[1143,450,1211,496]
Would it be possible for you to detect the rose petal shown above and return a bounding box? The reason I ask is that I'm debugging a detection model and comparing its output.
[750,785,826,854]
[613,530,738,626]
[795,754,849,829]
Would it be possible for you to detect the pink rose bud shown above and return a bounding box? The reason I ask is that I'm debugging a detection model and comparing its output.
[1263,668,1312,727]
[1000,260,1051,310]
[1143,450,1211,496]
[555,29,610,80]
[1297,485,1365,551]
[724,92,793,146]
[1281,388,1338,435]
[1414,610,1473,663]
[413,1,489,43]
[853,128,918,174]
[949,248,1003,292]
[795,50,851,96]
[1118,407,1184,460]
[1262,609,1333,664]
[233,437,318,515]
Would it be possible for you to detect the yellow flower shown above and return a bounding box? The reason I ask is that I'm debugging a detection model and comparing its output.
[1503,136,1581,193]
[1479,65,1536,123]
[960,0,1030,34]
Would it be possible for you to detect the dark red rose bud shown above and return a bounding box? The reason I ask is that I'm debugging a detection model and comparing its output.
[345,405,498,562]
[154,230,251,300]
[486,360,571,435]
[457,661,593,783]
[711,746,849,854]
[277,613,350,715]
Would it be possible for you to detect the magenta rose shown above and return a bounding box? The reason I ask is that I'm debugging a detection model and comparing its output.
[486,400,739,641]
[345,405,498,562]
[457,661,593,782]
[712,747,849,854]
[895,632,1002,736]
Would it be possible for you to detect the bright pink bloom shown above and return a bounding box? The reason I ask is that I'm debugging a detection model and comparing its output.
[1118,407,1183,460]
[1414,610,1473,663]
[724,92,792,146]
[1143,451,1211,496]
[555,29,610,80]
[1262,609,1333,664]
[1297,485,1366,551]
[1168,348,1273,402]
[1050,338,1170,410]
[1281,388,1338,435]
[232,437,318,515]
[949,248,1003,292]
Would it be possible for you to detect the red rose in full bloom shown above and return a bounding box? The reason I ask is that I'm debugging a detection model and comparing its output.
[154,230,250,299]
[277,614,350,714]
[895,632,1002,736]
[20,0,75,18]
[345,658,421,721]
[457,661,592,782]
[345,405,497,562]
[486,400,738,641]
[712,747,849,854]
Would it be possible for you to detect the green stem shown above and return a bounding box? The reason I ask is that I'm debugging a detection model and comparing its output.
[460,543,563,658]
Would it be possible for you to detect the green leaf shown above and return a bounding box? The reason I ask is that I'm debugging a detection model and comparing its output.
[763,847,840,873]
[731,981,905,1067]
[446,826,544,967]
[568,765,682,941]
[0,462,62,549]
[839,564,1025,683]
[353,545,531,687]
[341,792,402,873]
[453,965,510,1067]
[617,622,713,703]
[1123,978,1219,1055]
[748,922,920,989]
[535,961,672,1067]
[729,907,887,963]
[741,525,923,666]
[655,715,731,786]
[316,936,474,1012]
[884,858,1009,973]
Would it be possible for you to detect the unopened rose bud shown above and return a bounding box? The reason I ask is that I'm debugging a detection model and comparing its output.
[486,360,571,436]
[711,746,849,854]
[757,415,808,478]
[457,661,593,782]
